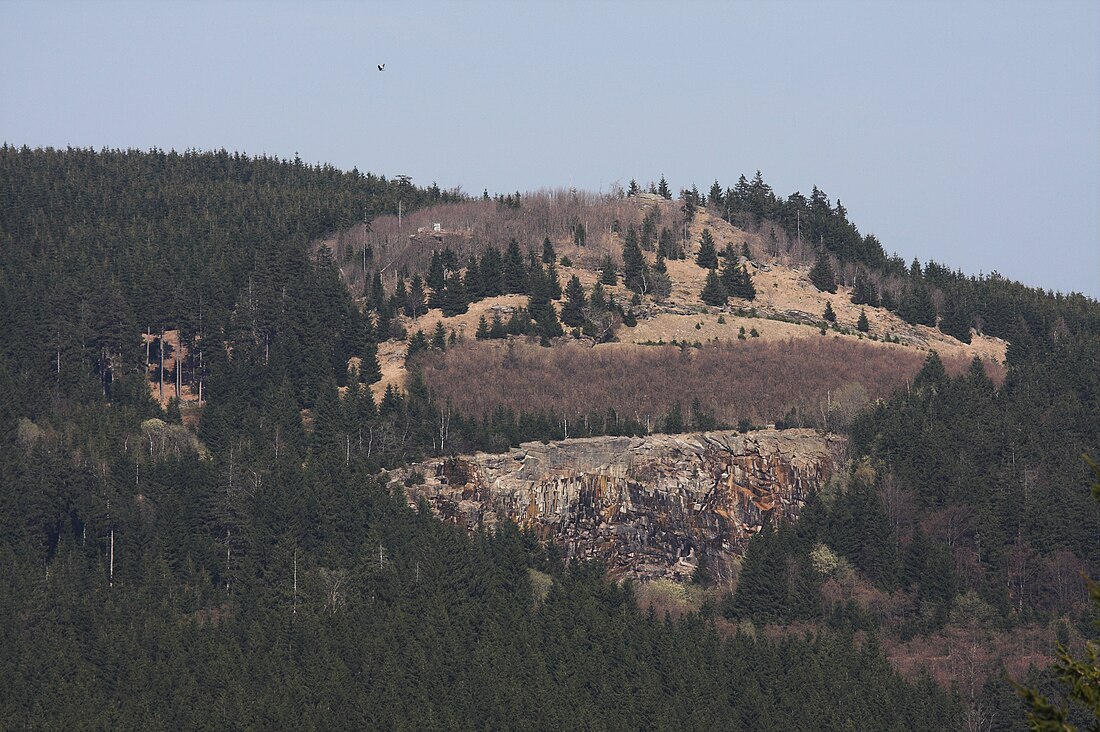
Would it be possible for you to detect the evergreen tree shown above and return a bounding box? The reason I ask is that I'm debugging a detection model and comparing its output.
[658,175,671,200]
[394,276,409,316]
[527,260,563,339]
[600,254,618,285]
[480,245,505,296]
[441,272,468,317]
[696,229,718,269]
[723,261,756,301]
[560,276,587,328]
[431,321,447,350]
[851,269,879,307]
[503,239,527,294]
[489,313,506,339]
[406,330,429,361]
[627,178,639,196]
[541,236,556,264]
[427,251,447,308]
[700,269,728,306]
[900,282,937,327]
[622,232,649,294]
[823,302,837,323]
[857,309,870,333]
[475,315,490,339]
[810,250,838,293]
[708,180,723,208]
[546,263,562,300]
[464,254,484,301]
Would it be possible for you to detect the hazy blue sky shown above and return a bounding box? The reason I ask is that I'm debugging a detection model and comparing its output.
[3,0,1097,296]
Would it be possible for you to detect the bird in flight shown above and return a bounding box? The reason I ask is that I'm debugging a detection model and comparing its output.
[377,63,385,71]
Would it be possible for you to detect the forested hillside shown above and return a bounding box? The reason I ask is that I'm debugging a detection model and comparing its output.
[1,146,1098,728]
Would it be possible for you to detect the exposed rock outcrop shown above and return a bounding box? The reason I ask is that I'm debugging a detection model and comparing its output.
[398,429,845,582]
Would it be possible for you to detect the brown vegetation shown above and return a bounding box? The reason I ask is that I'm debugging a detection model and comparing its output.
[419,338,991,430]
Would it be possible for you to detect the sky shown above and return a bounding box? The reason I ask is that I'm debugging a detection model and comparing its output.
[3,0,1098,297]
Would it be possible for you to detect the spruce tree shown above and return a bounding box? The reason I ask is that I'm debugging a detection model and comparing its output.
[622,233,649,293]
[589,281,608,312]
[489,313,506,339]
[823,302,836,323]
[427,251,447,307]
[696,228,718,269]
[560,275,587,328]
[857,309,870,333]
[658,175,671,200]
[734,264,756,300]
[541,237,556,264]
[809,250,837,293]
[464,254,483,301]
[503,239,527,294]
[900,282,936,327]
[431,321,447,350]
[394,276,409,316]
[441,273,468,317]
[406,330,429,361]
[700,269,728,306]
[475,315,490,339]
[480,245,504,296]
[547,263,562,300]
[600,254,618,285]
[708,180,723,208]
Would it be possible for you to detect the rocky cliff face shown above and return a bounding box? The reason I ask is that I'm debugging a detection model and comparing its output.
[398,429,846,582]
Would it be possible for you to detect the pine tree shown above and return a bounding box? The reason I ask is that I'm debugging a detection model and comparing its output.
[406,330,429,361]
[541,237,556,264]
[441,273,468,317]
[722,257,756,301]
[696,229,718,269]
[600,254,618,285]
[657,175,671,200]
[823,302,836,322]
[736,265,757,300]
[464,254,484,301]
[627,178,639,196]
[431,321,447,350]
[427,251,447,307]
[560,276,587,328]
[489,313,506,339]
[394,276,409,316]
[900,282,936,327]
[810,250,837,293]
[476,315,490,339]
[546,263,562,300]
[700,269,728,306]
[622,232,649,294]
[851,269,879,307]
[503,239,527,294]
[589,281,608,312]
[708,180,723,208]
[857,309,869,333]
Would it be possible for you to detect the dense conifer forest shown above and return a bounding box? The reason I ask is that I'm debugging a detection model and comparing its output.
[2,146,1098,728]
